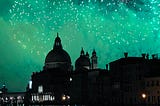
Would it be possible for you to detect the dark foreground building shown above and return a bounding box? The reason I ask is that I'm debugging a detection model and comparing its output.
[25,33,72,105]
[1,33,160,106]
[24,34,160,105]
[24,33,110,105]
[108,53,160,106]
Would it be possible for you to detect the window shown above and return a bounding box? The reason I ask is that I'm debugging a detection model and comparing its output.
[148,96,150,102]
[29,80,32,89]
[38,85,43,93]
[146,81,150,87]
[112,82,120,89]
[156,80,159,86]
[151,81,154,86]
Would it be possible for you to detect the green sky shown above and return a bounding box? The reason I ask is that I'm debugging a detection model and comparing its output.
[0,0,160,91]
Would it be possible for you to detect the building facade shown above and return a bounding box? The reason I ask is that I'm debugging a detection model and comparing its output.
[26,33,72,105]
[25,33,109,105]
[23,34,160,105]
[108,53,160,105]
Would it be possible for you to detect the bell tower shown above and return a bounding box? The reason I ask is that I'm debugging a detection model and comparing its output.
[91,49,97,69]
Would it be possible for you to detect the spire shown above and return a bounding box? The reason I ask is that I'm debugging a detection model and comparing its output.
[57,32,58,36]
[92,49,96,56]
[81,47,84,56]
[86,52,89,58]
[91,49,97,69]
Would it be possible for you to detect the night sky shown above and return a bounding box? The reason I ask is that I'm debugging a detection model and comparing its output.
[0,0,160,91]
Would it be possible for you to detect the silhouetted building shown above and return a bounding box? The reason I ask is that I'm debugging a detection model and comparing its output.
[108,53,160,105]
[72,48,109,105]
[25,33,109,105]
[26,33,72,105]
[23,34,160,106]
[143,58,160,105]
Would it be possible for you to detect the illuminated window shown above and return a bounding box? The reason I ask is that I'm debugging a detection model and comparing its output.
[29,80,32,89]
[38,85,43,93]
[34,95,37,101]
[45,95,48,101]
[50,96,55,101]
[36,95,39,101]
[70,77,72,81]
[32,95,34,101]
[43,95,45,100]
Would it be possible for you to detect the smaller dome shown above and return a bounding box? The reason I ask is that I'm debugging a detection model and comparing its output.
[75,55,90,69]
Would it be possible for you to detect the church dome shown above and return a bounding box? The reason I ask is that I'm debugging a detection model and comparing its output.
[75,48,90,69]
[45,49,71,63]
[44,33,71,69]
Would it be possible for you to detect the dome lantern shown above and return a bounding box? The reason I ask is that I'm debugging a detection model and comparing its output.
[53,33,62,50]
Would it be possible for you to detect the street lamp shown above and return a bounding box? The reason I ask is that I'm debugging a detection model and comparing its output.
[62,95,70,101]
[142,93,146,99]
[62,95,66,101]
[141,93,147,105]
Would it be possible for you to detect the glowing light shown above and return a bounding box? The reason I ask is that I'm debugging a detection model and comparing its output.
[29,80,32,89]
[70,77,72,81]
[142,93,147,99]
[38,85,43,93]
[62,95,66,101]
[67,95,70,99]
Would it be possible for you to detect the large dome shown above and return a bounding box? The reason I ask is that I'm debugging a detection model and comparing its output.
[44,33,71,69]
[45,49,71,63]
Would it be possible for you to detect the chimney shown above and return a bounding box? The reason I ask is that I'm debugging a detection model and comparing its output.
[106,64,108,70]
[142,53,146,59]
[124,52,128,58]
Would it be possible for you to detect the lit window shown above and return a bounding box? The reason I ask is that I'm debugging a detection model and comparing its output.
[33,95,37,101]
[70,77,72,81]
[38,85,43,93]
[29,80,32,89]
[32,95,34,101]
[36,95,39,101]
[44,95,49,101]
[50,96,55,101]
